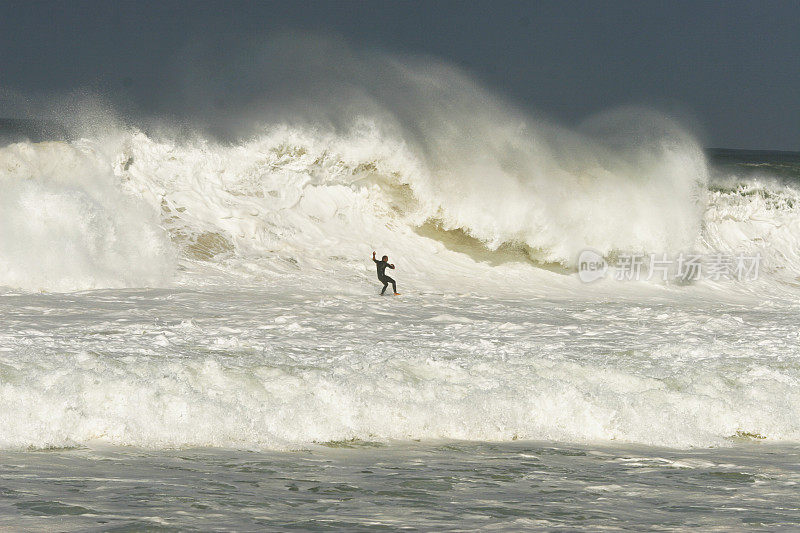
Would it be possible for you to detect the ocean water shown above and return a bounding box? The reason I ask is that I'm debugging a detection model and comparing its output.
[2,67,800,528]
[2,441,800,531]
[1,283,800,529]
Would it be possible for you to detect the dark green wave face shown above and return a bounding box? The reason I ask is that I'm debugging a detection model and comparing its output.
[708,148,800,184]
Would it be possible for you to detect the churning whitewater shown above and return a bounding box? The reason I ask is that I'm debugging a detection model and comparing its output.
[2,66,800,451]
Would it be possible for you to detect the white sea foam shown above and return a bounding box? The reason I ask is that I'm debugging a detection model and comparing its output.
[0,140,174,291]
[1,53,799,451]
[1,289,798,450]
[702,177,800,283]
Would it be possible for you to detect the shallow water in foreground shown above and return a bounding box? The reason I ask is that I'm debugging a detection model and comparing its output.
[1,440,799,531]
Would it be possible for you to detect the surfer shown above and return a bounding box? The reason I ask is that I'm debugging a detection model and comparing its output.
[372,251,399,295]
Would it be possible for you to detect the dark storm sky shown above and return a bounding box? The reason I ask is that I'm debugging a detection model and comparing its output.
[1,0,798,150]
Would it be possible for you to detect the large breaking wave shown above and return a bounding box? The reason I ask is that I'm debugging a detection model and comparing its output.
[3,38,799,293]
[1,119,798,292]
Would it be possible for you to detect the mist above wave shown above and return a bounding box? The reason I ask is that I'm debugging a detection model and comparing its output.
[1,37,782,292]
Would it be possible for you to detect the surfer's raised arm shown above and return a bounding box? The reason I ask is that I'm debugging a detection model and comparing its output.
[372,251,379,263]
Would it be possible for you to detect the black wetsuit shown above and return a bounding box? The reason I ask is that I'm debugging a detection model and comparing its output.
[373,258,397,295]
